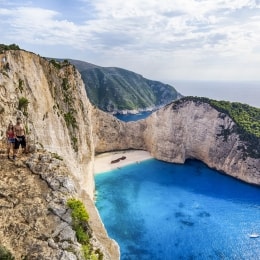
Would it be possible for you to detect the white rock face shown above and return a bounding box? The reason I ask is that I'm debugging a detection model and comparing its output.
[93,108,146,153]
[144,102,259,185]
[0,50,94,197]
[94,101,260,186]
[0,50,119,259]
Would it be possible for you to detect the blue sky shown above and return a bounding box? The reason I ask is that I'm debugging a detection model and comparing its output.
[1,0,260,82]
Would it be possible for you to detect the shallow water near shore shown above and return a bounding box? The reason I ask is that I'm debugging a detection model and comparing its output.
[95,159,260,260]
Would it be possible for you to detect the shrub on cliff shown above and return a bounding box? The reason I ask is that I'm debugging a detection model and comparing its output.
[0,44,20,52]
[18,97,29,116]
[0,245,14,260]
[67,199,103,260]
[209,100,260,138]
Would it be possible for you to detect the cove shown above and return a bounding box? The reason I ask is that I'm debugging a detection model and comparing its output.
[115,111,153,122]
[95,159,260,260]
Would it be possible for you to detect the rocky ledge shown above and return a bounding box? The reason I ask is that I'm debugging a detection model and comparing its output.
[0,149,119,260]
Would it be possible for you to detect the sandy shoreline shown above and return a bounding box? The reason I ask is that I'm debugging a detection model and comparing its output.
[94,150,153,174]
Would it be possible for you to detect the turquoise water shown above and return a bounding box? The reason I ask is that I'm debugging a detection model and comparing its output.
[95,159,260,260]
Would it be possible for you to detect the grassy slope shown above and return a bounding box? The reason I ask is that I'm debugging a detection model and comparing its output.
[69,59,181,112]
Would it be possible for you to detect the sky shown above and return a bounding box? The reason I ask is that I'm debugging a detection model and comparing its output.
[1,0,260,83]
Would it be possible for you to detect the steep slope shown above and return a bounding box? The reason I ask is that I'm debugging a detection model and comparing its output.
[68,59,182,113]
[0,49,119,259]
[1,51,94,196]
[93,98,260,186]
[0,145,118,259]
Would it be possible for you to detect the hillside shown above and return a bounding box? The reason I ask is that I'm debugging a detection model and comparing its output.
[0,47,119,259]
[68,59,182,113]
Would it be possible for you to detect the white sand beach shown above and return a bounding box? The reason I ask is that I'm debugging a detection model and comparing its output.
[94,150,153,174]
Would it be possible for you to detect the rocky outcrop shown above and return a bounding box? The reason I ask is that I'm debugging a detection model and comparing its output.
[0,51,94,198]
[0,50,119,259]
[93,101,260,186]
[0,149,119,259]
[93,108,146,153]
[0,151,81,259]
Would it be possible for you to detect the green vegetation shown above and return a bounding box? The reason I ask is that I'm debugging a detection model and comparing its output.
[25,124,30,135]
[61,76,78,152]
[1,71,9,78]
[62,78,70,91]
[0,44,20,52]
[18,97,29,115]
[69,59,181,112]
[0,105,4,114]
[18,79,24,93]
[50,59,62,69]
[173,97,260,158]
[49,59,70,70]
[71,136,78,152]
[67,198,90,243]
[51,152,63,161]
[36,142,44,149]
[0,245,14,260]
[67,199,103,260]
[210,100,260,137]
[64,112,77,129]
[50,62,78,152]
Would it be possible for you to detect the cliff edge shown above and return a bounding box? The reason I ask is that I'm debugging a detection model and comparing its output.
[94,98,260,185]
[0,49,119,259]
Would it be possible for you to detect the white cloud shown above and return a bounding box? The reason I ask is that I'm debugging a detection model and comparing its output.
[0,0,260,81]
[0,6,91,49]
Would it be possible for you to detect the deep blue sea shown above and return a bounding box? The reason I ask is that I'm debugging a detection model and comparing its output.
[115,80,259,122]
[115,111,153,122]
[95,159,260,260]
[102,85,260,259]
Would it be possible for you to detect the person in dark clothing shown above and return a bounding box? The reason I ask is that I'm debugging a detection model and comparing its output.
[13,117,26,160]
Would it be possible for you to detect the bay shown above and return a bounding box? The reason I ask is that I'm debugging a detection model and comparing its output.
[95,159,260,260]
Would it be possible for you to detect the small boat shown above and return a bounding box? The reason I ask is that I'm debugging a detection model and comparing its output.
[249,233,260,238]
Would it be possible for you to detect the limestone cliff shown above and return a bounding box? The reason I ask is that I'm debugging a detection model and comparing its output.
[0,50,119,259]
[0,48,259,259]
[93,100,259,186]
[0,51,94,197]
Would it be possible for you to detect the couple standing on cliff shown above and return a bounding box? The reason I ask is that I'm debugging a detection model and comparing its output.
[6,117,26,160]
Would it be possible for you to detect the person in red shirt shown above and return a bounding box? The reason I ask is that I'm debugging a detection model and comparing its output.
[6,122,15,159]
